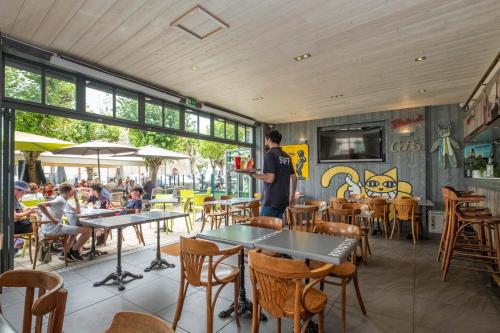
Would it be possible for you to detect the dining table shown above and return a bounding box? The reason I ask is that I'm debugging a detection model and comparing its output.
[78,208,120,259]
[150,197,181,232]
[204,197,260,226]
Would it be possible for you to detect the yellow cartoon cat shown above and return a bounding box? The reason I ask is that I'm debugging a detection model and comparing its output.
[321,166,412,199]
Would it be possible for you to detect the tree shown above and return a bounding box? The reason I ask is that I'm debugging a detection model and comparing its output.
[199,140,237,172]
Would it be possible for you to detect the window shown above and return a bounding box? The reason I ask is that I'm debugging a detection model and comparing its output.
[5,59,42,103]
[86,81,113,117]
[45,70,76,109]
[185,110,198,133]
[214,118,225,138]
[145,98,163,126]
[226,121,236,140]
[199,114,211,135]
[165,104,180,129]
[238,124,246,143]
[245,126,253,144]
[115,89,138,121]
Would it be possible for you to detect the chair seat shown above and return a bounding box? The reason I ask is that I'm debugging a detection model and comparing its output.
[200,262,239,285]
[309,261,356,278]
[279,282,327,315]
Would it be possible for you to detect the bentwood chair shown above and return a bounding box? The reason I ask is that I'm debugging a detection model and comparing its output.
[248,250,333,333]
[390,199,419,244]
[326,207,355,224]
[200,196,226,231]
[286,206,318,232]
[366,198,391,238]
[173,237,241,333]
[249,216,283,230]
[341,203,372,263]
[0,270,67,333]
[106,312,173,333]
[304,200,328,220]
[233,200,260,224]
[330,197,348,209]
[312,222,367,332]
[32,219,69,269]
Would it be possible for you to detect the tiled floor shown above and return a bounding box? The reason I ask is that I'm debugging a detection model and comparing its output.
[3,231,500,332]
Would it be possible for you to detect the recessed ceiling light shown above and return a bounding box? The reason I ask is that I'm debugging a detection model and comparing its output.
[253,97,263,101]
[415,56,427,62]
[331,94,344,99]
[291,112,297,115]
[192,66,199,70]
[294,53,312,61]
[417,89,427,93]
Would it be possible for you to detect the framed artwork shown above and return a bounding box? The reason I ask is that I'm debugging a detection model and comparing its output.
[282,144,309,180]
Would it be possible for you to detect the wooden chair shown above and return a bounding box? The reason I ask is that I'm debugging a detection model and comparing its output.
[248,249,333,333]
[340,203,372,263]
[326,207,355,224]
[233,200,260,224]
[286,206,318,232]
[105,312,173,333]
[14,229,34,264]
[330,197,347,209]
[110,192,124,208]
[200,196,226,231]
[312,222,367,332]
[32,219,69,269]
[366,198,391,238]
[172,237,241,333]
[304,200,328,220]
[220,195,243,223]
[249,216,283,230]
[390,199,419,244]
[0,269,67,333]
[254,192,262,199]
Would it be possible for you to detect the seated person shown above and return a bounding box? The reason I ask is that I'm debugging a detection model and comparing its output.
[14,181,36,235]
[142,178,154,200]
[43,182,55,198]
[38,183,91,262]
[85,184,112,209]
[123,186,143,214]
[22,182,44,201]
[105,177,117,192]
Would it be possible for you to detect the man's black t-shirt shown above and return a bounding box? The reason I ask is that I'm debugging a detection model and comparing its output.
[262,147,295,210]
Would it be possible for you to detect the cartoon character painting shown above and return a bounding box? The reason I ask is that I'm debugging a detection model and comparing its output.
[321,166,412,199]
[282,144,309,180]
[430,123,459,169]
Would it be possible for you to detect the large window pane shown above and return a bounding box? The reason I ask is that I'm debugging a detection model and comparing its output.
[86,81,113,117]
[214,118,225,138]
[238,124,246,143]
[226,121,235,140]
[245,126,253,144]
[165,105,180,129]
[199,114,211,135]
[5,59,42,103]
[145,98,163,126]
[116,89,138,121]
[46,70,76,109]
[185,110,198,133]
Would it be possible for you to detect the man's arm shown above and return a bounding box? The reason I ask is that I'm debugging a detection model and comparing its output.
[37,201,58,224]
[289,174,297,206]
[251,172,275,184]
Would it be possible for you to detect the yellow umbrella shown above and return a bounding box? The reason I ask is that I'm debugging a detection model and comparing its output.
[15,131,74,151]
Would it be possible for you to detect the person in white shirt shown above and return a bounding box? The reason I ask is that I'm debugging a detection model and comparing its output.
[21,182,44,201]
[38,183,91,262]
[105,177,117,192]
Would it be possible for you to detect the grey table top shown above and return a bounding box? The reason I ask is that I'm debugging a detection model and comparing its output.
[197,224,279,248]
[204,198,259,206]
[150,198,179,204]
[78,208,119,219]
[80,211,188,230]
[255,229,358,265]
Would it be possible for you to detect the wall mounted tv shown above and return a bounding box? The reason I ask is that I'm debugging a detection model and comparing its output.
[318,125,385,162]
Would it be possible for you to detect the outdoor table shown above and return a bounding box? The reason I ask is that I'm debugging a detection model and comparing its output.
[78,208,120,258]
[197,224,280,319]
[80,211,187,291]
[0,313,16,333]
[150,198,181,232]
[204,198,260,226]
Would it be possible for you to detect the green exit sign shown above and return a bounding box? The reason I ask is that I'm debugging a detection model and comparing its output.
[186,98,202,108]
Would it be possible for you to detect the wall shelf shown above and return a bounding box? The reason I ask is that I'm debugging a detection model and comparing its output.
[464,113,500,144]
[464,177,500,191]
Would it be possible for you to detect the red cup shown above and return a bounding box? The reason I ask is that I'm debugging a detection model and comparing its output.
[235,156,241,169]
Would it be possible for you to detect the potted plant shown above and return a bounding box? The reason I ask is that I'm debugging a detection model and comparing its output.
[471,158,487,178]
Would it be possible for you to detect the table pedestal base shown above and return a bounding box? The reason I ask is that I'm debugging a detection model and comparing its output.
[82,249,108,259]
[93,271,143,291]
[144,258,175,272]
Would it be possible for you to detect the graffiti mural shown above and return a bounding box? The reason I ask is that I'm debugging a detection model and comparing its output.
[282,144,309,180]
[321,166,413,199]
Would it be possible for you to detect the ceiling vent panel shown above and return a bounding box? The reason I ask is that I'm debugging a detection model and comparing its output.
[170,5,229,40]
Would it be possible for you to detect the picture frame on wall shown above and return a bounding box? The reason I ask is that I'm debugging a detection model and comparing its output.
[282,143,309,180]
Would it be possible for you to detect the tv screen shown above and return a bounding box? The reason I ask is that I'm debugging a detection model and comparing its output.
[318,126,384,162]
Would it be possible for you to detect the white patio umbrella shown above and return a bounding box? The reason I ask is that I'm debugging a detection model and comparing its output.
[52,141,138,180]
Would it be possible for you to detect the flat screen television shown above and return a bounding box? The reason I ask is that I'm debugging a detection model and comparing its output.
[318,125,384,162]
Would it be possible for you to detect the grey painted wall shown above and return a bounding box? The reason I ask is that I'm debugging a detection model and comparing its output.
[274,107,428,203]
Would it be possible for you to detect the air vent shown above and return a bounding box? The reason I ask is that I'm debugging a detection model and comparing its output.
[170,5,229,40]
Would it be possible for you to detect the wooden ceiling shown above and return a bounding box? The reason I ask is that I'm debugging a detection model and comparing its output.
[1,0,499,123]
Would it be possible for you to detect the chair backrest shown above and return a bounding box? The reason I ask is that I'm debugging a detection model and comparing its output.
[182,197,192,213]
[247,200,260,218]
[330,197,347,209]
[286,206,318,232]
[220,195,231,210]
[366,198,389,219]
[304,200,328,219]
[326,207,355,223]
[313,221,361,239]
[110,192,123,207]
[179,236,220,287]
[203,196,215,214]
[249,216,283,230]
[105,311,173,333]
[179,189,195,200]
[393,198,416,220]
[248,250,331,318]
[0,270,67,333]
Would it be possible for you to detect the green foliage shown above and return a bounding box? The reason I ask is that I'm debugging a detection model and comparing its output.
[5,65,41,103]
[199,140,237,170]
[45,74,76,109]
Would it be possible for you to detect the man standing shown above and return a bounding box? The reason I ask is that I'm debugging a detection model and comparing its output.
[250,130,297,218]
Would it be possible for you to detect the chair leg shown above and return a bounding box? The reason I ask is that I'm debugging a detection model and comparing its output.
[172,279,188,330]
[276,317,281,333]
[28,235,33,264]
[252,301,260,333]
[318,310,324,333]
[341,279,347,333]
[234,276,240,327]
[293,312,301,333]
[390,218,397,240]
[353,273,367,315]
[206,284,214,333]
[411,219,417,245]
[33,240,40,270]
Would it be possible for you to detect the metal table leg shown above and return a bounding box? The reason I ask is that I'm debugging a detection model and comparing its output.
[93,228,143,291]
[145,220,175,272]
[82,227,108,259]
